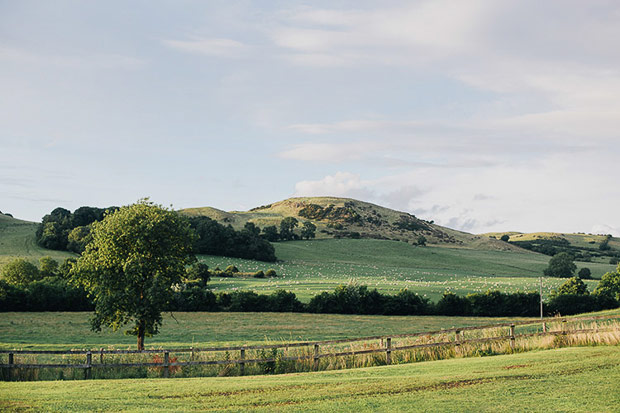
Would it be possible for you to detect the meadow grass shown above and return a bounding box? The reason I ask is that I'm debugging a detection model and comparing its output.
[1,345,618,412]
[0,215,74,268]
[2,219,614,302]
[201,239,614,301]
[0,311,541,350]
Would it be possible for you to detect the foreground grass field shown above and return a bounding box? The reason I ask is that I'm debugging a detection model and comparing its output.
[1,345,618,412]
[0,311,539,350]
[202,239,614,301]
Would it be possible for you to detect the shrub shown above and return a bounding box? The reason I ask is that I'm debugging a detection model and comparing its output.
[554,277,588,296]
[1,259,41,286]
[436,291,470,316]
[546,294,602,316]
[253,271,265,278]
[225,265,239,274]
[265,269,277,277]
[578,267,592,279]
[500,234,510,242]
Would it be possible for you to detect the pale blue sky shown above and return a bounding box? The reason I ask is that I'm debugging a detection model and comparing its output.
[2,1,619,235]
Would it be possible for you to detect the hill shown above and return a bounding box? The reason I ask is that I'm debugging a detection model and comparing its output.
[201,238,613,301]
[181,197,519,251]
[0,213,74,268]
[483,231,620,264]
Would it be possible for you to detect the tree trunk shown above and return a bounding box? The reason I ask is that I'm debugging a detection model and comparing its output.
[137,322,145,351]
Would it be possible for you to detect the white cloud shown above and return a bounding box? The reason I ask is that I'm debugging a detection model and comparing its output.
[278,142,382,162]
[294,172,376,200]
[292,150,620,235]
[0,45,144,69]
[163,37,249,58]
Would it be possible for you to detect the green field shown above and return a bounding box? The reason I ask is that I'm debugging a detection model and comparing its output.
[0,311,540,350]
[202,239,614,301]
[0,215,616,303]
[0,214,74,268]
[1,345,618,412]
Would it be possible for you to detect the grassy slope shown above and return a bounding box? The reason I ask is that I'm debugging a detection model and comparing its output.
[0,214,74,269]
[1,345,618,412]
[201,239,615,301]
[484,231,620,262]
[0,311,539,350]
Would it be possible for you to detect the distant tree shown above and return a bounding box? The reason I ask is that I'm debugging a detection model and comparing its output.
[279,217,299,241]
[554,277,589,296]
[594,265,620,303]
[72,206,105,227]
[186,262,210,285]
[500,234,510,242]
[1,258,41,286]
[189,216,275,262]
[262,225,279,242]
[225,265,239,274]
[36,208,72,250]
[39,256,59,278]
[253,270,265,278]
[58,258,77,279]
[578,267,592,279]
[610,257,620,265]
[599,235,611,251]
[543,252,576,278]
[300,221,317,240]
[67,225,92,253]
[417,235,427,246]
[243,222,261,237]
[72,200,196,350]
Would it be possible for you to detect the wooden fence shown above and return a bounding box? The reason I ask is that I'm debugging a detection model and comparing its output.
[1,314,618,381]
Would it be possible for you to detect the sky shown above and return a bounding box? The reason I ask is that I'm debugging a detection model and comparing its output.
[1,0,619,235]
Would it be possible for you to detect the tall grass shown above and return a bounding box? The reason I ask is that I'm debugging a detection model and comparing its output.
[2,318,618,381]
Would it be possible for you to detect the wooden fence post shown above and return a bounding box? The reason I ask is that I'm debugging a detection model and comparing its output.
[240,348,245,376]
[85,352,92,380]
[100,348,104,364]
[542,322,547,333]
[386,338,392,365]
[8,353,14,382]
[509,324,516,350]
[562,319,567,335]
[313,344,320,371]
[163,352,170,378]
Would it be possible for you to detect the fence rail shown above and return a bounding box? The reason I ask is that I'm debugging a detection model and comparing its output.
[1,314,618,380]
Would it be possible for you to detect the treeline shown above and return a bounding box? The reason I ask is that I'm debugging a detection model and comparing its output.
[189,217,276,262]
[36,206,118,252]
[3,276,618,316]
[509,235,620,263]
[35,206,278,262]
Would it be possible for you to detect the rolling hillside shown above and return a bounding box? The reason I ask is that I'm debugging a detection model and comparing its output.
[181,197,519,251]
[483,231,620,264]
[0,213,74,268]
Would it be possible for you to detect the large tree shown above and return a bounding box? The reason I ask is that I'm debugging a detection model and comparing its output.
[543,252,576,278]
[72,200,195,350]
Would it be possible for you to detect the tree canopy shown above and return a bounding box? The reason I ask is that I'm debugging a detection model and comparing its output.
[72,200,196,350]
[594,264,620,303]
[543,252,576,278]
[1,258,41,286]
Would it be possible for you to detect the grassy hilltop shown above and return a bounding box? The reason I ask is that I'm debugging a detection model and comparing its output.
[181,197,520,251]
[0,213,74,268]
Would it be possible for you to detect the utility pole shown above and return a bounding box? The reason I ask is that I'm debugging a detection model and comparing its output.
[539,276,544,319]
